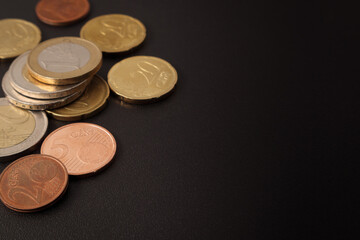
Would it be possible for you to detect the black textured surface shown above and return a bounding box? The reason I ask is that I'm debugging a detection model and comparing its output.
[0,0,358,239]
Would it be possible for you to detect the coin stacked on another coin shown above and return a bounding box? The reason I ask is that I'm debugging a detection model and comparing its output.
[1,37,102,111]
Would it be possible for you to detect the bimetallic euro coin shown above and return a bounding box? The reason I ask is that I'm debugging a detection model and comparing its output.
[2,72,85,110]
[108,56,178,104]
[0,98,48,162]
[47,75,109,121]
[80,14,146,53]
[27,37,102,85]
[0,19,41,59]
[10,51,91,99]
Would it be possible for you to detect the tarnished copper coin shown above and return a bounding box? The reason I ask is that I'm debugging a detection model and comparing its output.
[41,123,116,176]
[0,154,68,212]
[36,0,90,26]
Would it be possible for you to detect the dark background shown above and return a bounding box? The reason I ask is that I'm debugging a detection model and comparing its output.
[0,0,359,239]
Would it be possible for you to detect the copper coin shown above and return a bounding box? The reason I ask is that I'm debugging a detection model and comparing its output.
[0,154,68,212]
[35,0,90,26]
[41,123,117,176]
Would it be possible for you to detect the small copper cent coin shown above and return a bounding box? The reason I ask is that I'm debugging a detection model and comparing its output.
[41,123,116,176]
[36,0,90,26]
[0,154,68,212]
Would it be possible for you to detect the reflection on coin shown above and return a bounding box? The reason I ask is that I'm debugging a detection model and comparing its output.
[0,154,68,212]
[27,37,102,85]
[10,51,91,99]
[80,14,146,53]
[41,123,116,176]
[47,75,109,121]
[0,19,41,59]
[108,56,178,103]
[0,98,48,162]
[36,0,90,26]
[2,72,84,110]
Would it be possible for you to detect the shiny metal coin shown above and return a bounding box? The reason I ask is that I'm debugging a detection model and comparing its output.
[27,37,102,85]
[0,98,48,162]
[2,72,85,110]
[10,51,91,100]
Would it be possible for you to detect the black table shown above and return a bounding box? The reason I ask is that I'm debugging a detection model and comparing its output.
[0,0,358,239]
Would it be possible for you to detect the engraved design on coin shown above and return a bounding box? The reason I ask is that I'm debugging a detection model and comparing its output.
[37,42,90,73]
[0,106,36,149]
[63,86,90,111]
[0,23,32,54]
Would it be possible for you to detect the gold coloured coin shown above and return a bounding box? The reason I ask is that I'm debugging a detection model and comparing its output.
[0,19,41,59]
[27,37,102,85]
[0,105,35,149]
[46,75,110,121]
[108,56,178,104]
[80,14,146,53]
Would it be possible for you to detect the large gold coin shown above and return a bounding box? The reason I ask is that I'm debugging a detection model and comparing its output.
[0,19,41,59]
[46,75,110,121]
[108,56,177,104]
[80,14,146,53]
[27,37,102,85]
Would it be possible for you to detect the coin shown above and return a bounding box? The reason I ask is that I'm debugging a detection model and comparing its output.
[41,123,116,176]
[27,37,102,85]
[0,19,41,59]
[36,0,90,26]
[46,75,109,121]
[108,56,178,103]
[0,98,48,162]
[0,154,68,212]
[80,14,146,53]
[2,72,85,110]
[10,51,91,100]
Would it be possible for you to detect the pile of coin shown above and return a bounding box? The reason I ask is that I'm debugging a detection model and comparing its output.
[0,2,178,213]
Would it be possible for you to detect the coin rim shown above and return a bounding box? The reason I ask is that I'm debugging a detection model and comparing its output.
[0,19,41,59]
[46,75,109,121]
[40,123,117,176]
[10,51,92,99]
[27,37,102,84]
[107,56,178,102]
[0,154,69,211]
[80,14,146,53]
[2,72,86,110]
[0,98,48,161]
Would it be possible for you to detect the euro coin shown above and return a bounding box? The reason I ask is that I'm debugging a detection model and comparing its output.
[0,154,68,212]
[2,72,85,110]
[10,51,91,99]
[36,0,90,26]
[108,56,178,104]
[27,37,102,85]
[47,75,109,121]
[41,123,116,176]
[0,98,48,162]
[80,14,146,53]
[0,19,41,59]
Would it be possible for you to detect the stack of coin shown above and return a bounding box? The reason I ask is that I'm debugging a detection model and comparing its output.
[1,37,103,111]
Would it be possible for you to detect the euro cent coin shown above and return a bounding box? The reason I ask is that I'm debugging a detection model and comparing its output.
[10,51,91,99]
[0,19,41,59]
[0,98,48,162]
[46,75,109,121]
[27,37,102,85]
[36,0,90,26]
[41,123,116,176]
[108,56,178,104]
[0,154,68,212]
[80,14,146,53]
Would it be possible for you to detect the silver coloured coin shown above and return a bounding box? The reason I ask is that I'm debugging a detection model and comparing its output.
[2,72,85,110]
[38,42,91,73]
[10,51,91,100]
[0,98,48,162]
